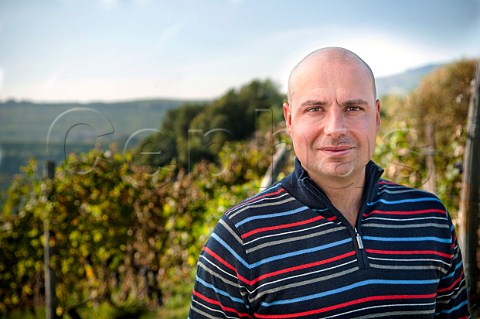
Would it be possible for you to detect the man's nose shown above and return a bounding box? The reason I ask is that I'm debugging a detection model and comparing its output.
[324,107,347,136]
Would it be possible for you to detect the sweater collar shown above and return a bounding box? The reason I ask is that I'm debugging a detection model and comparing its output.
[280,158,384,211]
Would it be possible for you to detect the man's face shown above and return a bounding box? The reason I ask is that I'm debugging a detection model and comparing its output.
[284,58,380,183]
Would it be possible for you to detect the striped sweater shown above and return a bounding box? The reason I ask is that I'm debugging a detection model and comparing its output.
[189,160,470,318]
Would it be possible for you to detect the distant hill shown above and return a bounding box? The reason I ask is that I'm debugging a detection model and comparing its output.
[376,63,442,97]
[0,63,442,145]
[0,62,444,196]
[0,99,205,144]
[0,98,206,197]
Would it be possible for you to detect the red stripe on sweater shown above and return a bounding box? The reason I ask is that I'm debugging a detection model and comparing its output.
[363,208,446,218]
[226,187,286,214]
[254,293,437,318]
[203,245,356,286]
[367,249,451,259]
[437,271,465,293]
[246,251,357,285]
[192,290,252,318]
[242,215,324,239]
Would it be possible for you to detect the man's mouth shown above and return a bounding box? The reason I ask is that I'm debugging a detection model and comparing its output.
[319,145,354,155]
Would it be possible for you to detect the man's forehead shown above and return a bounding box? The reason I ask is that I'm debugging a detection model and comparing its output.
[291,48,364,76]
[291,87,375,106]
[287,47,377,102]
[290,70,375,103]
[292,58,369,83]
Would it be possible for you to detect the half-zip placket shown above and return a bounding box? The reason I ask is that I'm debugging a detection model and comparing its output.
[303,179,369,269]
[354,226,368,269]
[355,227,364,249]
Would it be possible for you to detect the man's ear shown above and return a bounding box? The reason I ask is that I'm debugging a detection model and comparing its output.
[283,102,292,134]
[375,99,381,132]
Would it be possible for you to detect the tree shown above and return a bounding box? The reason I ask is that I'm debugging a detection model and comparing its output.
[458,59,480,314]
[137,79,284,170]
[0,133,278,316]
[137,103,205,168]
[0,148,200,316]
[378,59,477,213]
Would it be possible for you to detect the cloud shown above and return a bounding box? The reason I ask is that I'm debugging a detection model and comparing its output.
[249,25,453,80]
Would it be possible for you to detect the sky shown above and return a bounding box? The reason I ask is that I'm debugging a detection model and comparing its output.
[0,0,479,103]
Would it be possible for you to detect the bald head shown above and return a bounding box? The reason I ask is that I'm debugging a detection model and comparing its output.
[287,47,376,104]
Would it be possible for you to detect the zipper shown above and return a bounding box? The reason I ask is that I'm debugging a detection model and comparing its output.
[355,227,364,250]
[352,226,367,269]
[304,179,369,269]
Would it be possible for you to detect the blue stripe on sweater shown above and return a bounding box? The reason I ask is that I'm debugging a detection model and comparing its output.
[261,278,439,307]
[196,277,245,304]
[363,236,451,243]
[437,300,469,315]
[211,232,351,269]
[368,197,442,206]
[442,261,464,280]
[235,206,309,227]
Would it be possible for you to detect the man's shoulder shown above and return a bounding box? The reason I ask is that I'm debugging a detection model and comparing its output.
[222,182,299,225]
[374,179,446,210]
[377,179,441,198]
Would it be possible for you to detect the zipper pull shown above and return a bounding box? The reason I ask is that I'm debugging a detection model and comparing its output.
[355,228,364,250]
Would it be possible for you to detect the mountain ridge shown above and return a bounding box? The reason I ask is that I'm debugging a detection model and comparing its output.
[376,63,442,97]
[0,62,444,194]
[0,62,443,144]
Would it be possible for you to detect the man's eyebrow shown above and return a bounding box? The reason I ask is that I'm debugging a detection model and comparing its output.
[300,100,326,107]
[343,99,369,106]
[299,99,370,107]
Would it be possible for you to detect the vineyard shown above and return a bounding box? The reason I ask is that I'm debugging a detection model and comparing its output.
[0,59,477,318]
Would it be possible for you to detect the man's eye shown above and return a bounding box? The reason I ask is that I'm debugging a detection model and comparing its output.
[307,107,321,112]
[347,106,362,111]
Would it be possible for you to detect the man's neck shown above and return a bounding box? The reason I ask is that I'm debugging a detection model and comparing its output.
[313,173,366,227]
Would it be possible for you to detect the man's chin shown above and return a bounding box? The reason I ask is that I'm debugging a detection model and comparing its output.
[317,162,355,179]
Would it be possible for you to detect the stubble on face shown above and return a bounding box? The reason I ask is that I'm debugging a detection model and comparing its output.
[294,129,375,183]
[285,47,380,187]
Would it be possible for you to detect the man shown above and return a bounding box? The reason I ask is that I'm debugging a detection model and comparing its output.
[189,47,470,318]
